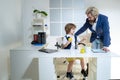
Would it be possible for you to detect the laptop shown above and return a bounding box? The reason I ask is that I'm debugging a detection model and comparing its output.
[91,49,106,53]
[38,49,58,53]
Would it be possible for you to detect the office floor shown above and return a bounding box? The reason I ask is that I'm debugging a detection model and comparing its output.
[54,58,88,80]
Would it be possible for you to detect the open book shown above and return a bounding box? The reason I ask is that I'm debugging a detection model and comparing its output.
[91,49,106,53]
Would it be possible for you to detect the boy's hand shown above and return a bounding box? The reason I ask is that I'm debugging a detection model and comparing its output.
[68,37,72,42]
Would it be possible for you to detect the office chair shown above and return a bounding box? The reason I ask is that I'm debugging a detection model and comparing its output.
[54,37,89,80]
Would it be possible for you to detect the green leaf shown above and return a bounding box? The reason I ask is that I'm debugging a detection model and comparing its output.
[33,9,48,16]
[40,11,48,16]
[33,9,38,13]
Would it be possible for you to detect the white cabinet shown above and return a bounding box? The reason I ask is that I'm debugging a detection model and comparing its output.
[10,46,116,80]
[10,49,57,80]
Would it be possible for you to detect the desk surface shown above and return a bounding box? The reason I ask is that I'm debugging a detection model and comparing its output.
[10,45,118,58]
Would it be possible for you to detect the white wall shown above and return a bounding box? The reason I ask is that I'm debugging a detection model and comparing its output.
[0,0,49,79]
[0,0,23,80]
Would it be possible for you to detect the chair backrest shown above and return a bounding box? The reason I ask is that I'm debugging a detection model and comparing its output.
[56,37,64,48]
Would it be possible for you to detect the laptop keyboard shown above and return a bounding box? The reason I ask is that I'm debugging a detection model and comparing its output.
[39,49,58,53]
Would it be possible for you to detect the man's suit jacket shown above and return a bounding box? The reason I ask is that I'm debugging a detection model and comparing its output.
[75,14,111,47]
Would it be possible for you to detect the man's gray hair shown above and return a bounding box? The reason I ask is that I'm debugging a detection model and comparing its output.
[86,6,99,18]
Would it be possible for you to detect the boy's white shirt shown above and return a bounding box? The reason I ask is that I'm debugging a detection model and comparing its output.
[63,34,81,49]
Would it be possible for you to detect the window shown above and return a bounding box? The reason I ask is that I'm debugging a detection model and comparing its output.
[50,0,86,36]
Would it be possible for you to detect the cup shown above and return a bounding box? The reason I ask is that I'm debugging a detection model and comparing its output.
[33,34,38,42]
[80,48,86,54]
[78,45,86,54]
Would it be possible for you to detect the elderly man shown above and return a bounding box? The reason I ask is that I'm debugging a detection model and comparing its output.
[75,6,111,52]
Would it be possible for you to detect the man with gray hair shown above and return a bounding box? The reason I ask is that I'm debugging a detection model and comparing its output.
[75,6,111,52]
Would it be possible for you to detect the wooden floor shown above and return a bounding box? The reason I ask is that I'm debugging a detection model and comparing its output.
[54,58,88,80]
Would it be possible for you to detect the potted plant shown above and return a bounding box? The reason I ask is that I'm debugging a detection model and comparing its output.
[33,9,48,18]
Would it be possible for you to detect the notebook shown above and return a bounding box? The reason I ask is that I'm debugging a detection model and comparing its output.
[38,49,58,53]
[91,49,106,53]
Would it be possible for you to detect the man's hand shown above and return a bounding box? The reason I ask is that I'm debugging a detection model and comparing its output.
[102,47,110,52]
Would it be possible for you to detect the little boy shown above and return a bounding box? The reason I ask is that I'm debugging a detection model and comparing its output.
[62,23,88,79]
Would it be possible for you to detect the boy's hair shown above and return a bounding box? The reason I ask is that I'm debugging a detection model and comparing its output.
[65,23,76,34]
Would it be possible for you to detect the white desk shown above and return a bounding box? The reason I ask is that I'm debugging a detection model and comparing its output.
[10,46,117,80]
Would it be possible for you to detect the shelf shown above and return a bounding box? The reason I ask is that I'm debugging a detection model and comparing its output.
[33,25,43,27]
